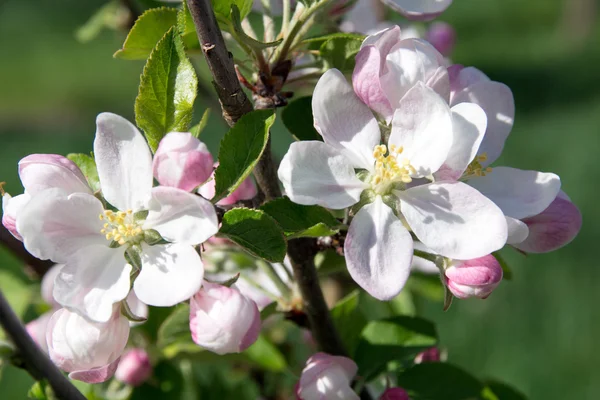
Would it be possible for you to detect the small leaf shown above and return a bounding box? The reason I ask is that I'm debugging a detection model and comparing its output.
[211,0,253,20]
[135,27,198,151]
[259,302,278,321]
[243,335,286,372]
[218,208,287,262]
[66,153,100,192]
[157,303,193,350]
[178,1,200,50]
[190,109,211,138]
[114,7,178,60]
[260,197,341,238]
[396,363,484,400]
[331,291,368,356]
[213,110,275,202]
[493,251,513,280]
[230,5,283,50]
[320,36,363,72]
[354,316,438,381]
[303,32,365,46]
[281,96,322,141]
[205,272,240,287]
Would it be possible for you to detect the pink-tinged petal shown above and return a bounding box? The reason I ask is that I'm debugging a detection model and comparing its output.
[380,0,453,21]
[54,245,131,323]
[69,358,121,384]
[143,186,218,245]
[400,181,508,259]
[198,167,257,206]
[353,46,394,122]
[381,387,411,400]
[2,192,30,240]
[41,263,63,308]
[389,83,453,177]
[26,312,53,354]
[114,349,152,386]
[426,22,456,57]
[19,154,91,196]
[278,141,367,209]
[313,69,380,169]
[435,102,487,181]
[449,66,490,94]
[451,81,514,165]
[361,25,403,53]
[515,194,582,253]
[468,167,561,219]
[134,243,204,307]
[506,217,529,245]
[426,66,450,103]
[298,353,359,400]
[94,113,153,211]
[153,132,214,192]
[16,189,106,262]
[445,255,503,299]
[345,197,413,300]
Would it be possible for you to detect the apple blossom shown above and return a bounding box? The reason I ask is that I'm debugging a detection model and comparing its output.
[296,352,359,400]
[114,348,152,386]
[2,193,30,240]
[46,307,129,383]
[444,255,503,299]
[380,0,453,21]
[198,163,257,206]
[380,387,411,400]
[16,113,219,322]
[279,68,507,300]
[40,263,63,309]
[26,312,53,354]
[189,281,261,354]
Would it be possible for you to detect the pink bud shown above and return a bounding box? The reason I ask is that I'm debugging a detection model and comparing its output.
[296,352,359,400]
[445,255,503,299]
[414,347,441,363]
[26,312,53,354]
[198,164,257,206]
[41,264,63,309]
[2,192,30,241]
[114,349,152,386]
[426,22,456,57]
[153,132,214,192]
[189,282,261,355]
[381,387,411,400]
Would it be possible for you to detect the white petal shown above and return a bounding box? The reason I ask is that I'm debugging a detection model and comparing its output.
[16,189,106,262]
[435,102,487,181]
[506,217,529,245]
[312,69,380,169]
[389,83,453,177]
[143,186,219,245]
[134,243,204,307]
[345,197,413,300]
[19,154,91,196]
[400,181,508,259]
[54,245,131,323]
[380,0,453,21]
[468,167,561,219]
[278,141,367,209]
[94,113,153,211]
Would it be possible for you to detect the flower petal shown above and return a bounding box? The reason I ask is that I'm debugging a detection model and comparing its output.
[134,243,204,307]
[313,69,380,169]
[345,197,413,300]
[389,83,453,177]
[435,102,487,181]
[468,166,561,219]
[2,192,31,240]
[69,358,121,384]
[54,245,131,323]
[400,181,508,259]
[19,154,91,196]
[506,217,529,245]
[16,189,106,262]
[41,263,63,308]
[353,45,394,122]
[144,186,219,245]
[94,113,153,211]
[278,141,367,209]
[380,0,453,21]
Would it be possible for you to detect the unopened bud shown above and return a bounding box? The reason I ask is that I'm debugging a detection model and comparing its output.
[426,22,456,57]
[445,255,503,299]
[380,387,411,400]
[115,349,152,386]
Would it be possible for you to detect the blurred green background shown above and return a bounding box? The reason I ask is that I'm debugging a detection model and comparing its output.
[0,0,598,399]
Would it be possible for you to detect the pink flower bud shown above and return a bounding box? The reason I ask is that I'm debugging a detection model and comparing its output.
[153,132,214,192]
[2,192,30,241]
[445,255,503,299]
[26,312,53,354]
[198,164,257,206]
[381,387,410,400]
[41,264,62,309]
[46,307,130,383]
[114,349,152,386]
[296,353,359,400]
[426,22,456,57]
[414,347,441,363]
[189,282,261,355]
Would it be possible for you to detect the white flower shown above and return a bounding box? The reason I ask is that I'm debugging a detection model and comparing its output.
[297,352,359,400]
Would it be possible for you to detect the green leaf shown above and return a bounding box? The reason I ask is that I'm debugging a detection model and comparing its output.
[190,109,211,138]
[331,291,368,356]
[320,36,363,72]
[212,0,253,19]
[259,302,278,321]
[114,7,178,60]
[281,96,322,141]
[396,363,484,400]
[260,197,341,238]
[157,304,194,351]
[493,251,513,280]
[230,5,283,50]
[303,32,365,46]
[75,1,123,43]
[66,153,100,192]
[28,380,56,400]
[135,27,198,151]
[354,316,438,381]
[484,381,528,400]
[218,208,287,262]
[243,335,286,372]
[213,110,275,202]
[178,1,200,50]
[406,272,445,302]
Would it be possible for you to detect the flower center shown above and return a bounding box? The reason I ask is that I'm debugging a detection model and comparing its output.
[463,153,492,179]
[99,210,143,245]
[370,144,415,194]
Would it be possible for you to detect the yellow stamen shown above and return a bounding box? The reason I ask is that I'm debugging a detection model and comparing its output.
[370,144,415,194]
[99,209,143,245]
[464,152,493,178]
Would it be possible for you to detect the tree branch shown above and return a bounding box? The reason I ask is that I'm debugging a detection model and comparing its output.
[0,290,86,400]
[186,0,348,357]
[0,225,53,277]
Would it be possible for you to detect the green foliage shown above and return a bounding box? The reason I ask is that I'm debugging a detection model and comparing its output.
[484,381,528,400]
[243,335,287,372]
[230,5,282,50]
[135,27,198,152]
[114,7,178,60]
[218,208,287,262]
[354,316,438,381]
[75,0,124,43]
[211,0,253,20]
[66,153,100,192]
[178,1,200,50]
[28,380,55,400]
[157,304,195,356]
[190,109,211,138]
[330,291,368,355]
[396,363,484,400]
[260,197,341,239]
[213,110,275,203]
[493,251,513,280]
[303,32,365,46]
[281,96,322,142]
[320,35,363,72]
